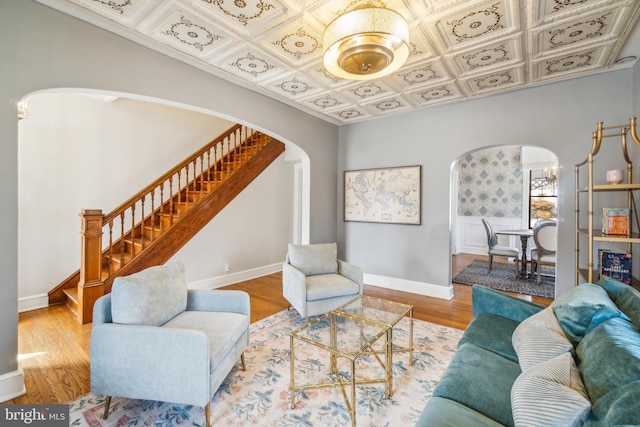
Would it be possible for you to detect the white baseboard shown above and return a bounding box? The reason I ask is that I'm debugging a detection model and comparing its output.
[364,273,453,300]
[18,294,49,313]
[0,366,26,403]
[188,263,283,290]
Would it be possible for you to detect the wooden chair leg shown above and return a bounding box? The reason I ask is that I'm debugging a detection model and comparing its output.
[102,396,111,420]
[205,402,211,427]
[240,352,246,371]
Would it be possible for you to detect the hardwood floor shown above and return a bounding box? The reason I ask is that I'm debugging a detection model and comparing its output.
[5,253,552,406]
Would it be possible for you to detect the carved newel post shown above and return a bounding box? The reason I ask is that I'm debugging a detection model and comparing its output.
[78,209,104,324]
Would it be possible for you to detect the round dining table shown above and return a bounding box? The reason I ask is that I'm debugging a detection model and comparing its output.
[495,229,534,279]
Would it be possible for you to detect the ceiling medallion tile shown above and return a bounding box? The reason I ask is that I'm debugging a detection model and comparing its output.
[462,65,524,95]
[326,107,371,122]
[276,77,314,95]
[391,61,451,89]
[531,43,611,82]
[531,0,617,24]
[449,35,523,77]
[347,82,391,101]
[164,16,221,52]
[262,74,323,99]
[301,93,350,113]
[463,42,509,69]
[201,0,275,26]
[431,0,517,51]
[256,19,326,66]
[547,12,611,49]
[449,3,504,42]
[91,0,132,14]
[140,7,235,58]
[361,96,412,115]
[190,0,288,37]
[66,0,156,26]
[229,52,276,77]
[546,50,594,72]
[405,82,465,106]
[274,27,321,59]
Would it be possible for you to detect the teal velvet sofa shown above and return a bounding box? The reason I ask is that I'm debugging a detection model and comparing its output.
[416,278,640,427]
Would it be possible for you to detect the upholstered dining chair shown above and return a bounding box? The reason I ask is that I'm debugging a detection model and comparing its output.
[282,242,363,319]
[531,220,557,284]
[90,262,250,427]
[481,218,520,277]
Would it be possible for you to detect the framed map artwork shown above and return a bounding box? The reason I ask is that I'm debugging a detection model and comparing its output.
[344,165,421,224]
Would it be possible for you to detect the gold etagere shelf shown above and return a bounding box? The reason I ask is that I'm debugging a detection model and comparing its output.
[575,117,640,287]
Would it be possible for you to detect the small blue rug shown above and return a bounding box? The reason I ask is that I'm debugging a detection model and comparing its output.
[453,259,555,298]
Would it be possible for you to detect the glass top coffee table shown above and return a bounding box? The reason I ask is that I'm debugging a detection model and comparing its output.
[289,295,414,427]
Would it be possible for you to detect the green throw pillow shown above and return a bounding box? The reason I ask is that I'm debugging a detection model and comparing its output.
[551,284,629,346]
[596,276,640,327]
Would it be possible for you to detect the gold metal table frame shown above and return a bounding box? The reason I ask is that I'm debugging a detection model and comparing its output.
[289,295,414,427]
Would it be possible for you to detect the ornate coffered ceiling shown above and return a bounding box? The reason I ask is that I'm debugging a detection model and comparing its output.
[41,0,640,124]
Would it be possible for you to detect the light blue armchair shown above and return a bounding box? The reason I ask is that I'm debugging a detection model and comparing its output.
[283,243,363,319]
[90,262,250,427]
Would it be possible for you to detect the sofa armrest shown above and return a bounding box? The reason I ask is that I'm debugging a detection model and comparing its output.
[472,284,544,322]
[187,289,250,316]
[90,323,210,406]
[338,259,363,291]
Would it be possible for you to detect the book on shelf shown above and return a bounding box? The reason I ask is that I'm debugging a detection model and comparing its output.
[598,249,632,285]
[602,207,630,236]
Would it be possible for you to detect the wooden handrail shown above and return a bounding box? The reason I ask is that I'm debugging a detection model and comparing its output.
[103,124,244,225]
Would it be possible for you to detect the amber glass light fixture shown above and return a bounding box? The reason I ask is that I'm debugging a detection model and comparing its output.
[323,5,409,80]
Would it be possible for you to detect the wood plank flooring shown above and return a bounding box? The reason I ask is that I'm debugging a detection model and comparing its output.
[4,253,552,406]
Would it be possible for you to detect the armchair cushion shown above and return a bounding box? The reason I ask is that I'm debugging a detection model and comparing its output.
[306,274,361,301]
[287,243,338,276]
[163,311,250,370]
[111,262,187,326]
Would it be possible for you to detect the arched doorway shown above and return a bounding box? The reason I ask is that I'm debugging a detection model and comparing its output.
[450,145,558,297]
[16,89,312,312]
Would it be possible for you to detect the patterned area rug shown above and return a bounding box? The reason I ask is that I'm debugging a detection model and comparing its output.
[453,259,555,298]
[68,309,463,426]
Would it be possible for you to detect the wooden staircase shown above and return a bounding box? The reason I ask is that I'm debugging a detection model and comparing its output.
[49,124,285,323]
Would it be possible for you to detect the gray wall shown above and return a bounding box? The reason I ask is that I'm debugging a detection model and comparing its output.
[338,69,639,297]
[0,0,337,398]
[635,61,640,114]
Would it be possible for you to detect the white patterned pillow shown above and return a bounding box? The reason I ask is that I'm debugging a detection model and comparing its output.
[511,352,591,427]
[512,307,573,371]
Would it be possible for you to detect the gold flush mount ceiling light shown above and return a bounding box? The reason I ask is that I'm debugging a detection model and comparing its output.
[323,5,409,80]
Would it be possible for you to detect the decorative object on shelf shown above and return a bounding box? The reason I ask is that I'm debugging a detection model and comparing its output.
[606,169,624,184]
[344,165,421,224]
[598,249,632,285]
[602,207,630,235]
[323,5,409,81]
